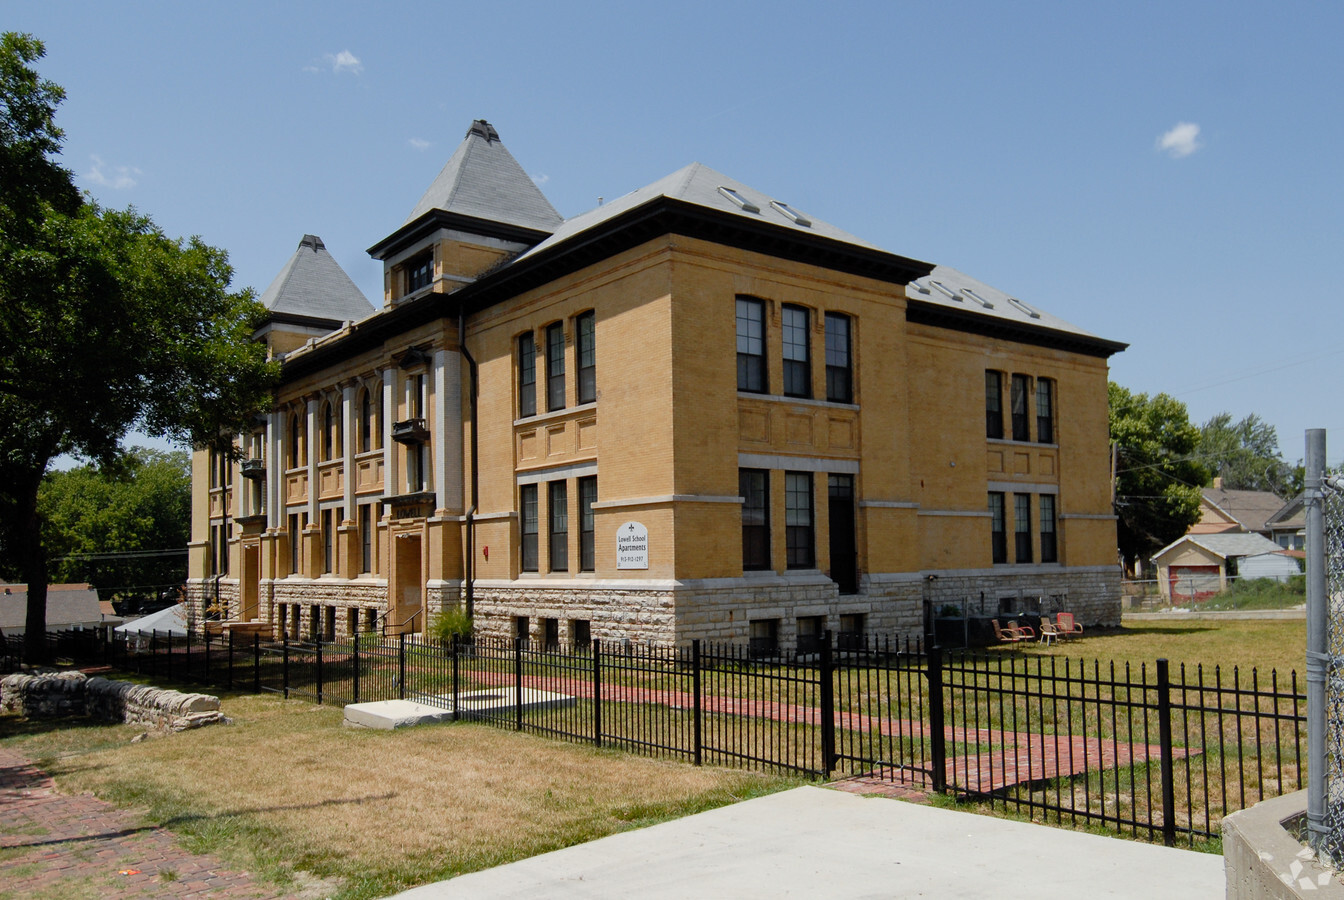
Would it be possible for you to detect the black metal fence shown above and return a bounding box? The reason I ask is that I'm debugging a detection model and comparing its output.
[10,627,1305,848]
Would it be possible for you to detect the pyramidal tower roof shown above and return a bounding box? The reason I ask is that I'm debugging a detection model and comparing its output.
[403,120,562,232]
[258,235,375,324]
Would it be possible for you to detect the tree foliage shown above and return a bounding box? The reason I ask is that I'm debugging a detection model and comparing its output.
[1109,382,1211,570]
[32,449,190,615]
[1198,412,1296,495]
[0,34,277,659]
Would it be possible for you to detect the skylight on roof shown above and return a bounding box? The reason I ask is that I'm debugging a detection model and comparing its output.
[961,288,994,309]
[929,280,963,301]
[768,200,811,226]
[717,186,760,213]
[1007,297,1042,319]
[909,281,931,294]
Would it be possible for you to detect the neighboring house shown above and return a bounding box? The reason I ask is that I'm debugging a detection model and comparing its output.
[0,583,114,636]
[1265,494,1308,551]
[189,120,1127,648]
[1191,477,1294,541]
[1152,533,1301,602]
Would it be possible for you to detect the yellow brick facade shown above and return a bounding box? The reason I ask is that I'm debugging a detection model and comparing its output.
[189,122,1124,648]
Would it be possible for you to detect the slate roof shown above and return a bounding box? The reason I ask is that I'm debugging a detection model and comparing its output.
[1154,531,1285,563]
[1266,494,1307,530]
[257,234,375,324]
[403,119,562,232]
[0,583,104,631]
[906,266,1112,346]
[1195,487,1292,534]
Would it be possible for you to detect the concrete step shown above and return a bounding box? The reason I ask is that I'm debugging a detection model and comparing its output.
[343,688,576,730]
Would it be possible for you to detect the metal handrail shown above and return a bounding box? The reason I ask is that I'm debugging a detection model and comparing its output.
[378,607,422,636]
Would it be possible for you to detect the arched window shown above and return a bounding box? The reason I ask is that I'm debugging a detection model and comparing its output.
[288,412,302,468]
[373,380,384,450]
[322,401,335,461]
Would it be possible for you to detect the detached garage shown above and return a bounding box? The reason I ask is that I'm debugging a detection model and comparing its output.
[1152,532,1301,602]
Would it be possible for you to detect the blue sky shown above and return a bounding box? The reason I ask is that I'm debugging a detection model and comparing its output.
[11,0,1343,469]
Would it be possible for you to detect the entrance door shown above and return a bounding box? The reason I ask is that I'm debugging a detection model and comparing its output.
[240,544,259,621]
[828,474,858,594]
[391,533,423,633]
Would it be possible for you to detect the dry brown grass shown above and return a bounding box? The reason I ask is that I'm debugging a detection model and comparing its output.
[3,692,794,898]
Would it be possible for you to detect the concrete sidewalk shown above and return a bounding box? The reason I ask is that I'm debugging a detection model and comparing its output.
[388,786,1224,899]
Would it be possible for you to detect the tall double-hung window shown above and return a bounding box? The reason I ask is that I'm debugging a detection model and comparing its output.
[1014,493,1032,563]
[785,472,814,569]
[549,481,568,572]
[736,298,766,393]
[1039,495,1058,563]
[520,485,538,572]
[825,313,852,403]
[985,372,1004,439]
[989,492,1006,564]
[782,305,810,398]
[579,476,597,572]
[518,333,536,418]
[576,311,596,404]
[546,322,566,411]
[1011,374,1030,441]
[740,469,770,570]
[1036,378,1054,444]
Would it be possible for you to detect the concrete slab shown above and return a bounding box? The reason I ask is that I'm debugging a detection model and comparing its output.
[344,688,575,730]
[385,785,1225,899]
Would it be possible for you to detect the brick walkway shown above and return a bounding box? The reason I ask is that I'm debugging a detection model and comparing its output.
[0,747,282,899]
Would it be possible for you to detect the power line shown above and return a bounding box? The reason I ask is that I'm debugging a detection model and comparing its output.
[53,548,187,562]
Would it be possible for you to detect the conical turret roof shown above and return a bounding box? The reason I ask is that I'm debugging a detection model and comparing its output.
[258,234,375,324]
[403,119,562,232]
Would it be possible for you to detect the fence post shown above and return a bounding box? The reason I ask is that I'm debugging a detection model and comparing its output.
[316,638,324,705]
[592,639,603,748]
[1156,658,1177,846]
[253,632,260,694]
[398,632,406,701]
[227,629,234,691]
[282,633,289,700]
[1306,428,1329,855]
[927,642,947,793]
[150,630,157,677]
[451,634,459,722]
[692,640,702,766]
[352,630,361,704]
[820,631,836,777]
[514,636,524,732]
[204,628,211,683]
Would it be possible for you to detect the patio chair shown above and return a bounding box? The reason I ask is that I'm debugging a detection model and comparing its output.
[1038,617,1060,646]
[1008,619,1035,640]
[991,619,1026,644]
[1056,612,1084,638]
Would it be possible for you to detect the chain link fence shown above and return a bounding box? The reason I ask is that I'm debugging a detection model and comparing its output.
[1316,437,1344,863]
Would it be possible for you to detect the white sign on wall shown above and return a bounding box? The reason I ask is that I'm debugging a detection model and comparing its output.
[616,521,649,570]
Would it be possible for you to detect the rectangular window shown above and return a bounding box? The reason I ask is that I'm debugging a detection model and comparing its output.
[785,471,815,569]
[736,297,766,393]
[989,493,1006,564]
[579,476,596,572]
[410,373,425,419]
[359,503,374,573]
[1036,378,1054,444]
[520,484,538,572]
[546,322,566,411]
[514,616,530,643]
[518,333,536,418]
[576,311,596,405]
[749,619,779,657]
[322,508,334,574]
[1015,493,1032,563]
[825,312,852,403]
[1039,495,1057,563]
[548,480,568,572]
[1011,374,1030,441]
[542,617,559,648]
[985,371,1003,439]
[406,444,425,492]
[406,253,432,293]
[571,619,591,649]
[782,305,810,398]
[740,469,771,571]
[797,615,826,654]
[838,613,865,650]
[288,513,301,574]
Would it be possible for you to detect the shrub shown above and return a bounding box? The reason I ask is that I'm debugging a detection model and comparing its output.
[430,606,473,645]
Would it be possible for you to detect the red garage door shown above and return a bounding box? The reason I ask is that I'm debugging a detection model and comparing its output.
[1170,565,1221,601]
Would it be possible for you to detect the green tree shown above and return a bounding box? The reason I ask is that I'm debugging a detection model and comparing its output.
[1198,412,1295,495]
[36,448,190,614]
[0,34,277,661]
[1109,382,1212,572]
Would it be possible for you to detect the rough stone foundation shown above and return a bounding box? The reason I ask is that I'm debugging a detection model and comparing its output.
[1,672,227,732]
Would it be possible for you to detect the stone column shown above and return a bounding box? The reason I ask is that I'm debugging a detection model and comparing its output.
[383,367,398,496]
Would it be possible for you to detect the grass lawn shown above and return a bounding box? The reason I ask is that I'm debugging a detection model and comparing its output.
[0,691,797,900]
[1008,618,1305,678]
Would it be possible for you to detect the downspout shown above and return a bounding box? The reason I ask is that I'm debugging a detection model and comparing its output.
[459,304,479,618]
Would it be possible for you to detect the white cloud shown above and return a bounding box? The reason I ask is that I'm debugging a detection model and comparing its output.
[328,50,362,74]
[83,155,141,190]
[531,172,550,186]
[1156,122,1202,158]
[408,137,431,151]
